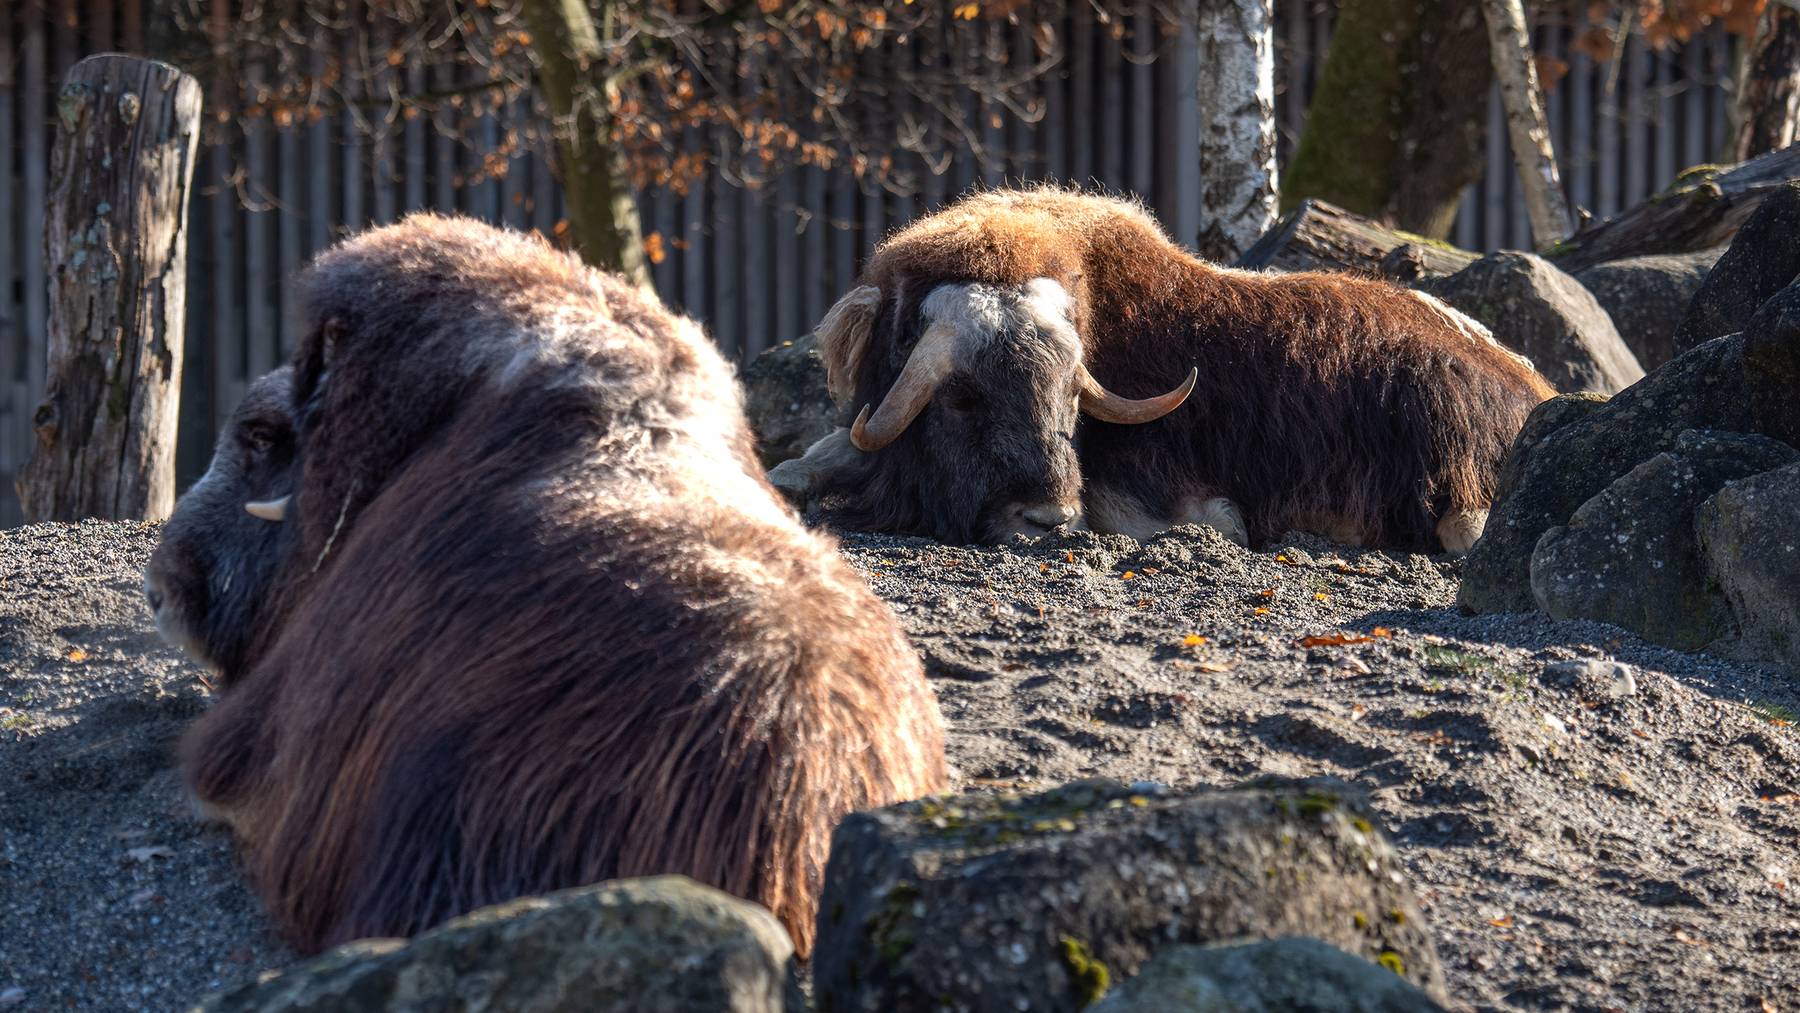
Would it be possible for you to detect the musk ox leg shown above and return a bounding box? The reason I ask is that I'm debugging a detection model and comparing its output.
[1435,507,1489,555]
[766,427,858,509]
[179,680,277,838]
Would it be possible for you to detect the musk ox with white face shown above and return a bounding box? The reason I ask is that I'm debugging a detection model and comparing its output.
[143,213,946,957]
[773,188,1555,553]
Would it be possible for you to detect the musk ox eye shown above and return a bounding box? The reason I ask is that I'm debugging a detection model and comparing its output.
[239,423,278,454]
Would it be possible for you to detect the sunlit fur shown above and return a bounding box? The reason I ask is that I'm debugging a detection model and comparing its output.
[155,214,946,957]
[811,187,1556,550]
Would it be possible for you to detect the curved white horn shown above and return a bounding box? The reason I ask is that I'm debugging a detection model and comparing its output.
[850,321,960,452]
[244,495,291,522]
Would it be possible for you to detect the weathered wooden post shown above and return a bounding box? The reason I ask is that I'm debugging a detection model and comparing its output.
[17,54,202,523]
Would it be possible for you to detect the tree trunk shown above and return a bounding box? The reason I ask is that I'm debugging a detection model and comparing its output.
[1731,3,1800,161]
[17,54,201,523]
[1547,143,1800,271]
[1282,0,1490,240]
[1234,198,1479,277]
[518,0,650,287]
[1480,0,1572,249]
[1391,2,1494,238]
[1193,0,1278,262]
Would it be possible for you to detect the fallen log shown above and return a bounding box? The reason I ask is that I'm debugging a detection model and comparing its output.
[1547,142,1800,272]
[1232,198,1480,277]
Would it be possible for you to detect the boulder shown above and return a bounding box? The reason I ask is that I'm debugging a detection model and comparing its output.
[1421,251,1644,394]
[1092,937,1447,1013]
[1529,430,1798,649]
[1672,181,1800,357]
[741,334,838,468]
[1461,278,1800,614]
[1460,393,1615,613]
[190,876,797,1013]
[1574,248,1722,370]
[1697,461,1800,672]
[811,777,1446,1013]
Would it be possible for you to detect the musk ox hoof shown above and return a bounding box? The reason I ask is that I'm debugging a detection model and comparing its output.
[1434,508,1489,556]
[1183,497,1248,548]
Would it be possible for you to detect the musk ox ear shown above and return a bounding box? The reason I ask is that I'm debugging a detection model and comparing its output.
[815,286,882,407]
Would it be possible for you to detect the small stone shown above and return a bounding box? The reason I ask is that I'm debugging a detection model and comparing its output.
[125,845,173,864]
[1543,659,1638,702]
[0,988,25,1007]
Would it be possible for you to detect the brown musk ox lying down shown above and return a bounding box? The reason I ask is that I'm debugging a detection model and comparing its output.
[769,188,1556,551]
[142,213,947,957]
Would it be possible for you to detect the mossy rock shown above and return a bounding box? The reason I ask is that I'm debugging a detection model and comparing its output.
[1092,937,1447,1012]
[811,777,1445,1012]
[189,876,798,1013]
[1698,460,1800,673]
[1529,430,1798,649]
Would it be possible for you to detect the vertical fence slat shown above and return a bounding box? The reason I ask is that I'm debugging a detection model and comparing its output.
[774,170,800,343]
[1682,30,1705,169]
[801,163,827,328]
[404,62,426,213]
[1626,34,1648,206]
[1570,47,1593,214]
[341,3,365,231]
[1042,8,1067,181]
[245,56,275,379]
[1128,8,1152,199]
[1070,4,1094,187]
[277,57,301,358]
[1169,11,1201,249]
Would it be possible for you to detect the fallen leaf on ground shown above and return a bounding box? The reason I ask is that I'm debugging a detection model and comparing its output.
[1672,929,1706,947]
[1196,661,1231,673]
[1121,570,1136,580]
[1298,632,1377,647]
[1181,634,1206,647]
[66,649,87,662]
[1488,915,1513,928]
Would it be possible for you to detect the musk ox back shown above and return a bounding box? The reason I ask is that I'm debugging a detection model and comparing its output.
[772,188,1556,551]
[143,213,946,956]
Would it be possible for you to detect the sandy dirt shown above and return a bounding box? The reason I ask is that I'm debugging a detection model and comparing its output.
[1,520,1796,1012]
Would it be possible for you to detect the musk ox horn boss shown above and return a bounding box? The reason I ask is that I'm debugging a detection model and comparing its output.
[770,188,1556,551]
[143,213,947,957]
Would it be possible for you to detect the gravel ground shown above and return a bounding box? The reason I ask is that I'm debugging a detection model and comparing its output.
[1,520,1796,1012]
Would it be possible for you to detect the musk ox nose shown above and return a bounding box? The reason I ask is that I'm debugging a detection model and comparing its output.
[1019,502,1077,530]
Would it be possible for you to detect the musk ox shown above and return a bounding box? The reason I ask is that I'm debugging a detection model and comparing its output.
[770,188,1556,551]
[142,213,947,956]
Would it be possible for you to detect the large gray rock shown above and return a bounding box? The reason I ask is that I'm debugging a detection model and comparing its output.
[1575,248,1722,370]
[811,778,1445,1013]
[1698,461,1800,672]
[1529,430,1798,649]
[1422,251,1644,394]
[742,334,838,468]
[1459,277,1800,615]
[190,877,797,1013]
[1092,937,1447,1013]
[1673,181,1800,358]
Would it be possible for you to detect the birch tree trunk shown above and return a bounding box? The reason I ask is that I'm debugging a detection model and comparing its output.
[518,0,650,287]
[1193,0,1278,262]
[1480,0,1571,249]
[17,55,201,523]
[1731,2,1800,161]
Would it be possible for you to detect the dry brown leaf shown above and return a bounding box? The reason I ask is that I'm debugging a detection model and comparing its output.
[1196,661,1231,673]
[1181,634,1206,647]
[66,648,88,662]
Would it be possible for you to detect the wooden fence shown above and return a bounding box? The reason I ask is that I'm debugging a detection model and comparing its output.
[0,1,1743,524]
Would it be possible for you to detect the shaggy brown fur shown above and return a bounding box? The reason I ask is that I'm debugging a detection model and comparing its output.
[158,214,946,956]
[813,187,1556,549]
